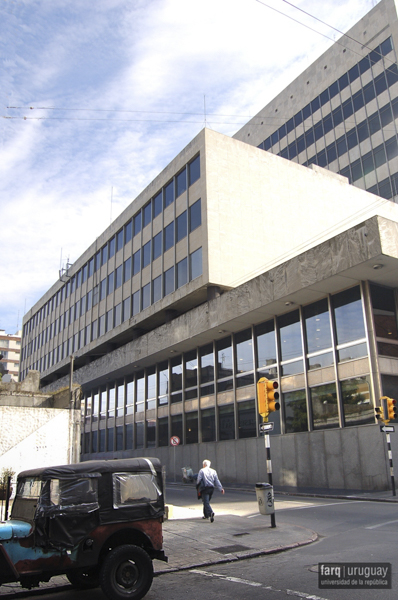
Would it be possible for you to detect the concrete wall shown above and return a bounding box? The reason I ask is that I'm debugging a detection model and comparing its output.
[0,372,81,478]
[100,423,390,492]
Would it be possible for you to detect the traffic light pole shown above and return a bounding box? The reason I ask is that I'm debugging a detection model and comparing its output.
[265,434,276,528]
[385,431,396,497]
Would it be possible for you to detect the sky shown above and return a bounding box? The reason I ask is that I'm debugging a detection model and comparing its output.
[0,0,378,335]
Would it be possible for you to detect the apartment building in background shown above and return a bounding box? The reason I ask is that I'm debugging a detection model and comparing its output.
[0,330,21,382]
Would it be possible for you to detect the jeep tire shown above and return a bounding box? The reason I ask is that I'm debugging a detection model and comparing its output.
[100,544,153,600]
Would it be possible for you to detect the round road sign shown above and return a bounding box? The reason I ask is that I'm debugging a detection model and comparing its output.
[170,436,180,446]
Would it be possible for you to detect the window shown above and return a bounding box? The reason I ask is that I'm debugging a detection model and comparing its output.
[136,373,145,412]
[219,404,235,440]
[310,383,339,430]
[158,416,169,446]
[171,356,183,403]
[106,308,113,332]
[146,368,156,410]
[112,472,159,507]
[153,232,162,260]
[185,350,198,388]
[177,258,188,288]
[108,237,115,259]
[171,414,182,442]
[158,362,169,405]
[114,303,122,327]
[116,381,124,417]
[283,390,308,433]
[142,283,151,309]
[303,298,332,353]
[189,155,200,185]
[164,180,174,208]
[341,376,374,426]
[164,222,174,252]
[235,329,254,373]
[126,377,134,415]
[200,344,214,384]
[124,220,132,244]
[107,272,114,295]
[176,211,187,242]
[132,291,140,316]
[133,213,142,237]
[185,412,198,444]
[238,400,256,438]
[332,286,365,345]
[115,265,122,289]
[143,202,152,228]
[116,229,124,252]
[256,320,277,371]
[153,191,162,218]
[371,285,398,339]
[146,420,156,447]
[190,247,202,280]
[142,242,151,268]
[189,199,201,233]
[176,169,187,197]
[278,310,302,362]
[201,407,215,442]
[133,250,141,276]
[152,275,162,303]
[123,297,131,321]
[88,257,94,278]
[123,257,131,283]
[164,266,175,296]
[217,336,233,379]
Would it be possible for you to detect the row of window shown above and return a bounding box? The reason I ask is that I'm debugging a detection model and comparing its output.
[260,37,394,151]
[81,373,380,455]
[23,155,201,337]
[298,94,398,169]
[81,283,397,425]
[20,248,203,375]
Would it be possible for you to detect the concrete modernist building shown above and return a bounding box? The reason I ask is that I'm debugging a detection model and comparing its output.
[19,1,398,490]
[234,0,398,203]
[20,128,398,491]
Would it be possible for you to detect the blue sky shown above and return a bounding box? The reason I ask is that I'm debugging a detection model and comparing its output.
[0,0,376,334]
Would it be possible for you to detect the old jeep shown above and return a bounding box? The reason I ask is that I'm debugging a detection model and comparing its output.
[0,457,167,600]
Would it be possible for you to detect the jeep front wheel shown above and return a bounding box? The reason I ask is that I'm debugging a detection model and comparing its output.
[100,544,153,600]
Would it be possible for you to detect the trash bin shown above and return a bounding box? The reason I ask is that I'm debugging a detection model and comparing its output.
[255,482,274,515]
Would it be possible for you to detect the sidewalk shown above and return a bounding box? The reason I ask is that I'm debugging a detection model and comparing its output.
[1,485,396,597]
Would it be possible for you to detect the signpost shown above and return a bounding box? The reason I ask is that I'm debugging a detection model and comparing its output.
[170,436,180,482]
[259,422,274,434]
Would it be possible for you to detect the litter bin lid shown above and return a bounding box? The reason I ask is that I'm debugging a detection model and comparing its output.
[255,482,272,489]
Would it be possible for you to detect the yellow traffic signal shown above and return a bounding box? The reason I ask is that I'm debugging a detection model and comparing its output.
[375,405,385,421]
[257,377,280,421]
[387,397,397,422]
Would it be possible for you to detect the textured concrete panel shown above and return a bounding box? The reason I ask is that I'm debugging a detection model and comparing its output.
[324,429,345,489]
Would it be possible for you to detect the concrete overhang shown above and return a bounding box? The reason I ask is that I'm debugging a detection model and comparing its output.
[41,215,398,393]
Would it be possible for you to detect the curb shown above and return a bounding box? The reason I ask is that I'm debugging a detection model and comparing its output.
[154,531,318,576]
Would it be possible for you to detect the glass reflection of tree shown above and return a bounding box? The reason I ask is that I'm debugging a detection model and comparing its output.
[285,392,308,433]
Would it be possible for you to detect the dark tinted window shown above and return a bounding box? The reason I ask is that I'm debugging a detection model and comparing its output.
[188,155,200,185]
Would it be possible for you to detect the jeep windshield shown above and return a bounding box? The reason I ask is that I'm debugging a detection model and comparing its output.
[11,477,42,524]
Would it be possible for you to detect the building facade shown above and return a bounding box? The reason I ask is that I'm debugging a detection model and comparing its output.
[19,0,398,490]
[0,330,21,382]
[234,0,398,203]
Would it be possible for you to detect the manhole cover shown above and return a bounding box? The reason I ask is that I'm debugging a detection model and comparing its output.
[233,532,249,537]
[212,544,252,554]
[308,565,319,573]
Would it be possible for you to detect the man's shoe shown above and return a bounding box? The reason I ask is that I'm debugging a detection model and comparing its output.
[210,512,215,523]
[202,516,208,519]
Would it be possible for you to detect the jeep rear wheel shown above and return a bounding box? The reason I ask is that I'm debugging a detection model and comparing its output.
[100,544,153,600]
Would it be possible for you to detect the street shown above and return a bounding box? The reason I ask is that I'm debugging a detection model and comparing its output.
[1,486,397,600]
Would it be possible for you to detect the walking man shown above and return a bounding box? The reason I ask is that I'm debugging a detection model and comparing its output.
[196,459,224,522]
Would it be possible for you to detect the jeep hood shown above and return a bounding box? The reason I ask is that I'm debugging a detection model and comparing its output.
[0,520,32,542]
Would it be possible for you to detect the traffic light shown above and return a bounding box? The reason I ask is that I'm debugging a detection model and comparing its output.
[257,377,280,421]
[386,397,397,422]
[375,405,385,421]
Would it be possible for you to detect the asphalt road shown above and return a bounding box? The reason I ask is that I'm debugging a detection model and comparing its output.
[4,487,397,600]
